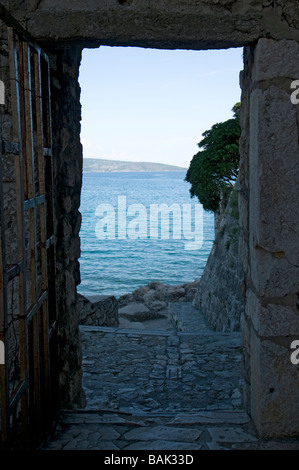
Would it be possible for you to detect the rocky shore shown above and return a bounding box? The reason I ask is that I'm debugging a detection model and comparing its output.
[78,279,201,330]
[118,280,200,322]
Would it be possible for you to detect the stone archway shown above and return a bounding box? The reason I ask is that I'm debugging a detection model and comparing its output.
[0,1,298,439]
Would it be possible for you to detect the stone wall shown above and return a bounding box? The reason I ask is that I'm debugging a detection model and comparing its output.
[193,186,244,332]
[47,46,85,409]
[78,294,119,327]
[239,39,299,437]
[2,1,299,49]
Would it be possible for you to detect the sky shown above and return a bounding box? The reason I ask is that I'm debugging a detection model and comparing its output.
[79,46,243,169]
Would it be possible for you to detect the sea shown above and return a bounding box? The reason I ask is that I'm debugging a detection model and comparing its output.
[77,171,215,299]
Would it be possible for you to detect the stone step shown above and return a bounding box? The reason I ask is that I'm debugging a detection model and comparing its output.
[61,409,251,425]
[45,409,299,450]
[80,324,241,340]
[168,301,211,332]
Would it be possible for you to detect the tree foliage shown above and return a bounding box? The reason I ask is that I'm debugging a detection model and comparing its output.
[185,103,241,212]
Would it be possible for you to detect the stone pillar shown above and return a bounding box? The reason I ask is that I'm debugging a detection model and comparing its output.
[47,46,85,409]
[239,39,299,437]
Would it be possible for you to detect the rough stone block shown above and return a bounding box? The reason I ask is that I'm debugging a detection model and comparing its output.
[119,302,150,315]
[253,39,299,81]
[250,329,299,437]
[119,302,164,321]
[248,290,299,337]
[249,86,298,255]
[248,85,299,297]
[250,249,299,299]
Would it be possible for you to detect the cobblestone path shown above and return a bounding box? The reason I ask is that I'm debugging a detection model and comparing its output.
[81,327,243,413]
[44,314,299,451]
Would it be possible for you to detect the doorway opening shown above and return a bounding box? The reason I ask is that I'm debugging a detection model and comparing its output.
[77,46,243,303]
[77,46,245,414]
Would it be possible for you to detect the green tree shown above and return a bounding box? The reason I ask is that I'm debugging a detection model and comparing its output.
[185,103,241,212]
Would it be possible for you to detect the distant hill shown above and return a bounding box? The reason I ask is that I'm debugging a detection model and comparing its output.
[83,158,187,173]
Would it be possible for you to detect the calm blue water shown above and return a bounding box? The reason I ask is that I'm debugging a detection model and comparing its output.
[78,171,215,298]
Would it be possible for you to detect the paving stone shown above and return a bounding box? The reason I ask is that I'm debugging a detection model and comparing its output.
[123,425,202,442]
[44,319,299,451]
[170,411,251,425]
[232,441,299,450]
[208,427,258,443]
[89,441,120,450]
[75,440,92,450]
[63,412,125,424]
[125,440,203,450]
[207,442,230,450]
[80,426,122,440]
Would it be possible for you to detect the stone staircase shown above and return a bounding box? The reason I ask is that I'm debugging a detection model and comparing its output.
[42,302,299,450]
[168,301,211,332]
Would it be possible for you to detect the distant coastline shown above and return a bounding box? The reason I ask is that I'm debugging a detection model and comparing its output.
[83,158,187,173]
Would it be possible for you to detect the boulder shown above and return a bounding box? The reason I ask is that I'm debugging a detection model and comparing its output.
[118,302,165,322]
[116,280,201,326]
